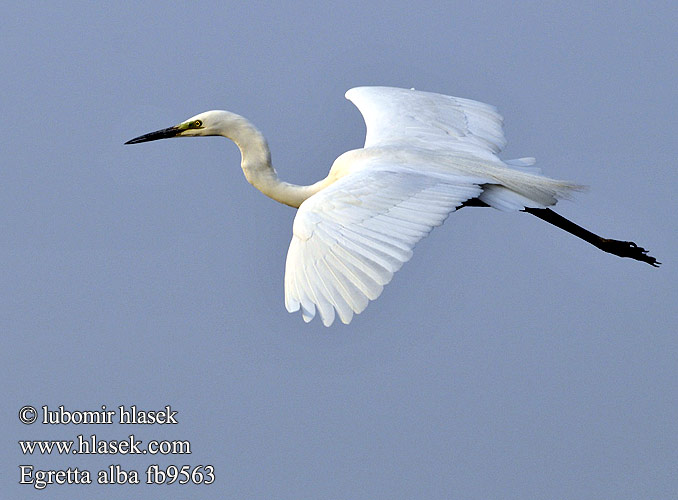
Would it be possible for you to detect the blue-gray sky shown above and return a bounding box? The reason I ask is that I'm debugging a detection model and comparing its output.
[3,2,677,499]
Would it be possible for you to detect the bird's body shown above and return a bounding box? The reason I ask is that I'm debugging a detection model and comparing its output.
[126,86,659,326]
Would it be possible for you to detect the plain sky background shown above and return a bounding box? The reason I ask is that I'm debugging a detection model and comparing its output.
[3,1,677,499]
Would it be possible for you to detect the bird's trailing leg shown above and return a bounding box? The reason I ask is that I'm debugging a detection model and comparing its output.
[522,207,660,267]
[459,199,660,267]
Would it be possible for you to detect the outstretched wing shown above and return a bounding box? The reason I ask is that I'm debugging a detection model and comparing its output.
[345,86,507,159]
[284,160,485,326]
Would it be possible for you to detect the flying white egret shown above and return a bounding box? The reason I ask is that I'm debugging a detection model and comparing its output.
[126,86,659,326]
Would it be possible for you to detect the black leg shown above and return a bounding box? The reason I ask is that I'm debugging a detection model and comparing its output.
[458,198,660,267]
[523,207,660,267]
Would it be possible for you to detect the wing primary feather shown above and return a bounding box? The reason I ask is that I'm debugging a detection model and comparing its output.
[284,241,303,313]
[323,250,371,314]
[339,225,413,263]
[308,258,340,326]
[314,257,355,324]
[293,244,319,323]
[313,225,395,283]
[300,249,334,324]
[336,232,405,273]
[327,244,385,298]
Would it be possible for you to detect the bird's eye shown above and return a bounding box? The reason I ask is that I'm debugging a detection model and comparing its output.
[193,120,202,128]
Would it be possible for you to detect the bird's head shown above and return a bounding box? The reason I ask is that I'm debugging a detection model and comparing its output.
[125,110,239,144]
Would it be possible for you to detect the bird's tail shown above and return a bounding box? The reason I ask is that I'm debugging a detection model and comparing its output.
[478,158,585,211]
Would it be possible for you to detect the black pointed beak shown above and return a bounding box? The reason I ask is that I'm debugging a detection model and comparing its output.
[125,126,181,145]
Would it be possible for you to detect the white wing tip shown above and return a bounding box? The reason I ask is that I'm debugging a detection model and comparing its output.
[301,303,315,323]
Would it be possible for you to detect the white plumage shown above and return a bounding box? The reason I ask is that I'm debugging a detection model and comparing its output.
[129,86,661,327]
[282,87,578,325]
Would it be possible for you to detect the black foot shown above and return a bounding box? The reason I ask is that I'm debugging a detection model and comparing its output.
[598,239,661,267]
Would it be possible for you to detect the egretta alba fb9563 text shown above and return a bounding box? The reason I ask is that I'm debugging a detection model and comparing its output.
[126,86,659,326]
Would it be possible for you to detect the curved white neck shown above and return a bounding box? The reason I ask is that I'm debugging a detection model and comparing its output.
[225,115,328,208]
